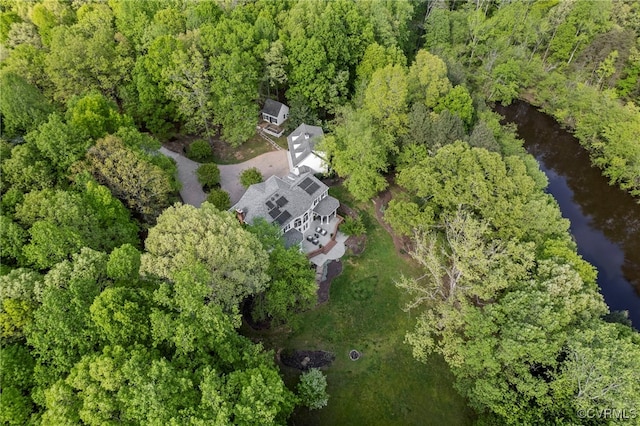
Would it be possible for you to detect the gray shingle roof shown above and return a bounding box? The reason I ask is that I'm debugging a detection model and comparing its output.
[262,99,286,117]
[283,228,303,248]
[231,171,331,228]
[314,196,339,216]
[287,123,324,168]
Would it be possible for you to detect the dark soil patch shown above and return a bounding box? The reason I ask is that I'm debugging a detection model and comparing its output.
[162,133,276,164]
[345,235,366,255]
[163,134,199,154]
[240,297,271,331]
[280,350,335,371]
[317,260,343,304]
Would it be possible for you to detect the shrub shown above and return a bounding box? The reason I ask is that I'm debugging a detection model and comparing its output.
[197,163,220,190]
[297,368,329,410]
[341,215,366,236]
[240,167,263,188]
[206,189,231,211]
[186,139,213,162]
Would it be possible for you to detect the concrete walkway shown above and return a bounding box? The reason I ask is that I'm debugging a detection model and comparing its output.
[219,150,289,204]
[159,147,289,207]
[159,147,207,207]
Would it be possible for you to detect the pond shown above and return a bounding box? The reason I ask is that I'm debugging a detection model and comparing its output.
[495,100,640,328]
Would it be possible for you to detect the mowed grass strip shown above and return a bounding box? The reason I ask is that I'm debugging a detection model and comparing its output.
[283,203,475,425]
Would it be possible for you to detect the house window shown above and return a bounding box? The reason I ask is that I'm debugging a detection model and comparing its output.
[303,212,309,223]
[294,218,302,228]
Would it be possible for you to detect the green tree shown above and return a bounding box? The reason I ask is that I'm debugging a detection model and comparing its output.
[1,143,56,193]
[26,113,87,174]
[0,215,28,266]
[141,203,270,312]
[106,243,141,281]
[90,287,152,347]
[364,64,408,137]
[0,71,52,137]
[65,92,131,141]
[186,139,213,162]
[240,167,264,188]
[15,181,139,269]
[84,135,175,222]
[356,42,406,86]
[340,215,366,236]
[407,49,452,108]
[205,16,263,145]
[248,219,316,326]
[283,0,374,112]
[206,189,231,211]
[26,249,110,400]
[469,120,500,152]
[45,3,133,102]
[263,39,288,97]
[0,268,43,341]
[0,344,36,425]
[297,368,329,410]
[397,142,568,243]
[163,42,216,138]
[323,108,394,202]
[434,85,474,129]
[127,34,180,136]
[197,163,221,190]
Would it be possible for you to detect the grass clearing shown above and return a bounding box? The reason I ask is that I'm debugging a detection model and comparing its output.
[248,190,475,425]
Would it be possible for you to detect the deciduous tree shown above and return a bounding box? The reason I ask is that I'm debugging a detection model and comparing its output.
[141,203,269,312]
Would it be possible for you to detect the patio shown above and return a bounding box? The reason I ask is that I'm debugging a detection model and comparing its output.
[301,215,346,266]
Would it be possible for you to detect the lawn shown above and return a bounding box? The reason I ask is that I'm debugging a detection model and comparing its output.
[249,191,476,425]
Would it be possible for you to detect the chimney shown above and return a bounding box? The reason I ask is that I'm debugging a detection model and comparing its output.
[235,209,246,224]
[304,133,310,140]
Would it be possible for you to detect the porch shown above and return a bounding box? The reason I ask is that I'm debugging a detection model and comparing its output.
[301,215,345,266]
[257,121,285,138]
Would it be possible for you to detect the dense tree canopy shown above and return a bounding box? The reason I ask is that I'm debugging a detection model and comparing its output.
[1,1,638,423]
[141,203,270,312]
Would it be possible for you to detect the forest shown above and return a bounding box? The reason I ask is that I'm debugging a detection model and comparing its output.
[0,0,639,425]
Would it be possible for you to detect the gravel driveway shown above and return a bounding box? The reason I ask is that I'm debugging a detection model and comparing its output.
[219,151,289,204]
[160,147,289,207]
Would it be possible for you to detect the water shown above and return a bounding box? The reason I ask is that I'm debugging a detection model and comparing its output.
[495,100,640,328]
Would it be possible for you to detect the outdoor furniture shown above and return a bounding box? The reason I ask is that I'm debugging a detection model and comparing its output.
[312,238,319,245]
[316,226,322,233]
[319,228,327,236]
[306,235,314,242]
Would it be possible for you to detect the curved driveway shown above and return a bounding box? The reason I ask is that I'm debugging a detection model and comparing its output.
[159,147,289,207]
[159,147,207,207]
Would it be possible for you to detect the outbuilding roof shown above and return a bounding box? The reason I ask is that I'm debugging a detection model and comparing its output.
[262,99,287,117]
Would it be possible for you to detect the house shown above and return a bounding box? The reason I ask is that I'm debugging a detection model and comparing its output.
[231,171,340,249]
[287,123,328,174]
[261,99,289,126]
